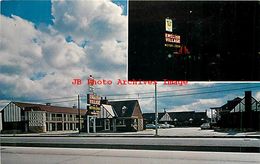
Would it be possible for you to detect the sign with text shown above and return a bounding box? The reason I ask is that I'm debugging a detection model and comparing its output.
[87,94,101,111]
[165,33,180,43]
[165,18,173,32]
[164,43,181,48]
[88,106,101,111]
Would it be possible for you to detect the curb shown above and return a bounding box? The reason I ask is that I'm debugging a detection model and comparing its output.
[1,135,260,139]
[1,143,259,153]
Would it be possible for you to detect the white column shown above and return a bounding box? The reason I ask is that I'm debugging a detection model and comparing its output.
[55,123,57,131]
[62,114,64,131]
[93,117,96,133]
[104,119,106,130]
[87,116,90,133]
[113,119,116,132]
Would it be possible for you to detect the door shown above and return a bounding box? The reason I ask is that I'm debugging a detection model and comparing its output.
[104,119,110,130]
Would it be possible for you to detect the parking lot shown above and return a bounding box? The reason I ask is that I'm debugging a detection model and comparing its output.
[134,127,260,137]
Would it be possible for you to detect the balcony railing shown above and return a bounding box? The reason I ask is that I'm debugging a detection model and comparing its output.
[46,117,83,122]
[46,117,62,121]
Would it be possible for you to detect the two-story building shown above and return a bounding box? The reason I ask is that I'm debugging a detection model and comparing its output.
[1,102,86,133]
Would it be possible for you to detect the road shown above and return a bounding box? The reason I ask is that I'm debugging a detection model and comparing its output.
[1,147,260,164]
[1,136,259,152]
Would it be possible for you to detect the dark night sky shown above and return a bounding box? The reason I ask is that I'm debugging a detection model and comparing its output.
[128,1,260,81]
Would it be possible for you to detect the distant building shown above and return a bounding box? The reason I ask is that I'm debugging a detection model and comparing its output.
[211,97,242,128]
[214,91,260,131]
[1,102,86,133]
[143,111,207,127]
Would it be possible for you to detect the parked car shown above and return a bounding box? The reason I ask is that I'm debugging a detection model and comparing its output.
[200,123,211,130]
[169,125,175,128]
[159,123,170,129]
[146,124,156,129]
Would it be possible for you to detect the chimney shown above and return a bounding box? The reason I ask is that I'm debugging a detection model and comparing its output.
[227,101,232,111]
[46,103,51,106]
[245,91,252,113]
[101,96,108,105]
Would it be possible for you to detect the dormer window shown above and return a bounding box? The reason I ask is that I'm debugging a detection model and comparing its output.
[122,106,127,115]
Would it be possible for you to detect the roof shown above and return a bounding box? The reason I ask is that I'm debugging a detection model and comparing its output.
[12,102,86,115]
[143,113,155,121]
[109,100,139,118]
[230,96,260,113]
[159,112,173,122]
[102,104,117,118]
[168,111,196,122]
[143,111,207,122]
[221,97,242,110]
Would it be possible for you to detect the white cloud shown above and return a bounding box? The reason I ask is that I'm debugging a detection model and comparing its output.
[255,91,260,101]
[51,0,127,44]
[0,15,42,72]
[168,98,224,112]
[0,0,128,109]
[51,0,128,78]
[41,34,85,69]
[0,15,88,100]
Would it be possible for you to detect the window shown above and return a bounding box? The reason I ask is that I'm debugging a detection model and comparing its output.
[122,106,127,115]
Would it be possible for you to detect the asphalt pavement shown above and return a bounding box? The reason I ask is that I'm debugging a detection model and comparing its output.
[1,147,260,164]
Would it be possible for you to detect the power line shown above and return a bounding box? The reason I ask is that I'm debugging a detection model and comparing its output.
[107,85,260,101]
[102,83,251,97]
[30,96,77,101]
[0,98,79,106]
[0,96,78,105]
[41,99,78,105]
[0,84,259,105]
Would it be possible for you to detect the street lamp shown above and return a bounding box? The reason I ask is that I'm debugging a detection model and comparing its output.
[155,83,158,136]
[77,95,81,134]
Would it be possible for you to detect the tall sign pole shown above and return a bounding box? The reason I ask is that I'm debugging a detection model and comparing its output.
[86,75,101,133]
[155,83,158,136]
[78,94,80,134]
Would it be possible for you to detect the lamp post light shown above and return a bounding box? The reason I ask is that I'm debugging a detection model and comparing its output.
[78,94,80,134]
[155,83,158,136]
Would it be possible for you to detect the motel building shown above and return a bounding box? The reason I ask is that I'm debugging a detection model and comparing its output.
[1,99,144,134]
[1,102,86,133]
[85,99,144,133]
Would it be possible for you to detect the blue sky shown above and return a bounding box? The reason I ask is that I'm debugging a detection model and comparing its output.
[0,0,259,114]
[1,0,53,25]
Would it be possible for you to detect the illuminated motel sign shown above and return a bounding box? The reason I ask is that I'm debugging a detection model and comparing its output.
[164,17,182,54]
[165,33,180,44]
[87,94,101,112]
[165,18,173,32]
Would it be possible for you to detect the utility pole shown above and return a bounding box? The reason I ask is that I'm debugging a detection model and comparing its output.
[78,94,80,134]
[155,83,158,136]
